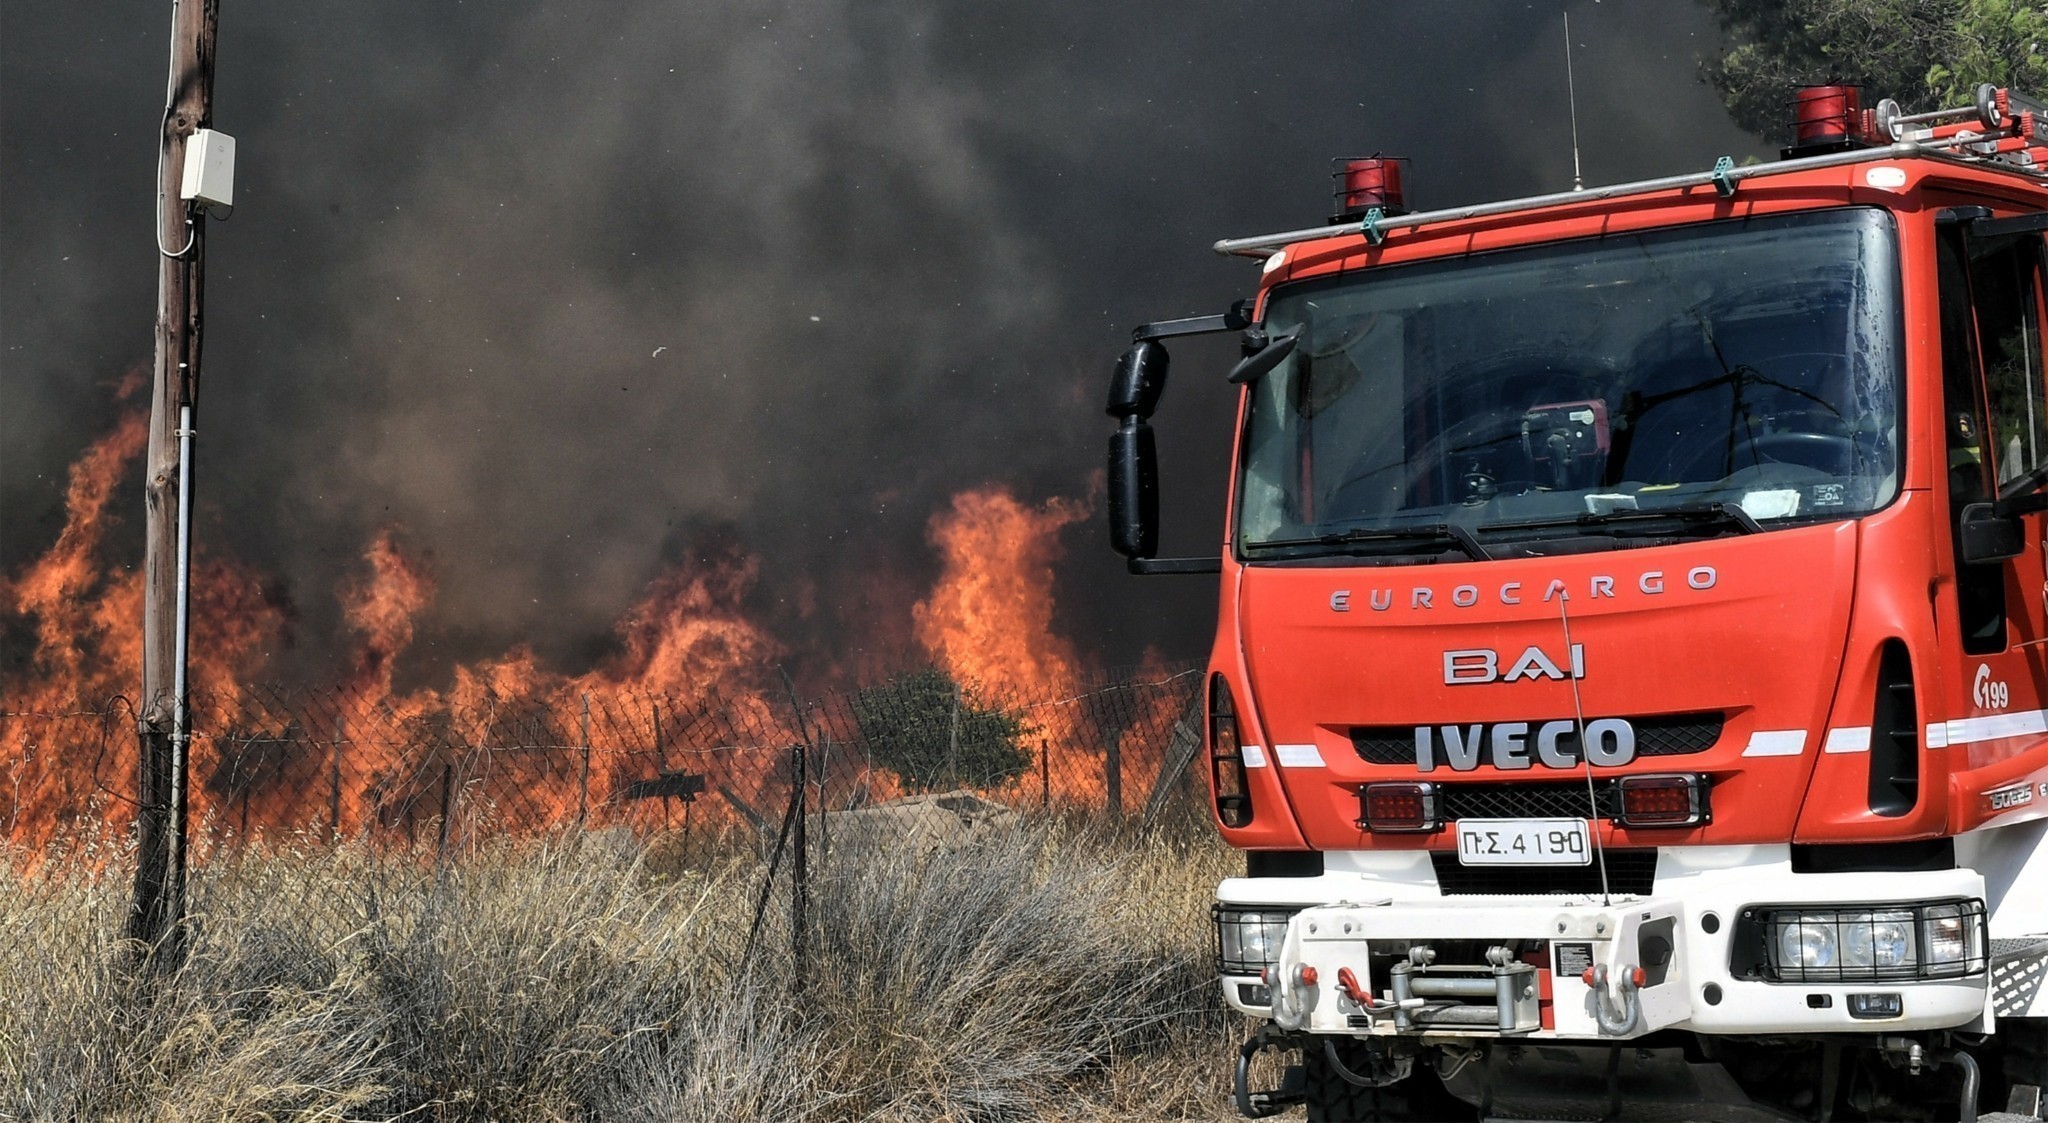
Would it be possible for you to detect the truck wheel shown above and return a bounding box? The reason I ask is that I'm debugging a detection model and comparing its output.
[1303,1039,1475,1123]
[1989,1018,2047,1119]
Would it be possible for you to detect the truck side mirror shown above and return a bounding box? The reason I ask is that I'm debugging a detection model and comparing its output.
[1960,502,2024,564]
[1226,330,1298,384]
[1106,341,1169,420]
[1108,418,1159,559]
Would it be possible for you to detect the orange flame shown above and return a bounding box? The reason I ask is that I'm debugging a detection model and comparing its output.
[5,411,148,709]
[3,406,288,854]
[585,552,781,703]
[341,528,435,709]
[5,411,1150,857]
[912,485,1112,801]
[912,486,1087,695]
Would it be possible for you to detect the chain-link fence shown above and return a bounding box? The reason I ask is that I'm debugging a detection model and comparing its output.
[2,663,1211,953]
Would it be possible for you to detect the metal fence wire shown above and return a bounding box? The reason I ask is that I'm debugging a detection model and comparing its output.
[1,663,1211,951]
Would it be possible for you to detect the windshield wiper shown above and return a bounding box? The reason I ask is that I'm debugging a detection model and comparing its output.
[1250,521,1492,561]
[1481,501,1762,538]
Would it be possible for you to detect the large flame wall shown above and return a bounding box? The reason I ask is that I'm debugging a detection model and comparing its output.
[2,409,1202,859]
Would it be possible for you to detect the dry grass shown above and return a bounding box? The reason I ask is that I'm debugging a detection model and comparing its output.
[0,820,1245,1122]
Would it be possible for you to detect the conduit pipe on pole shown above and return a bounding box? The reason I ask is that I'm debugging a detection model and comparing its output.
[168,404,194,926]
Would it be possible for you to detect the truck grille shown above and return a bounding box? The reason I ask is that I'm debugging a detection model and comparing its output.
[1440,781,1622,821]
[1431,850,1659,895]
[1350,712,1723,765]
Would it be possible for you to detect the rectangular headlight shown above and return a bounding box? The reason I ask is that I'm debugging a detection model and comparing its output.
[1737,899,1986,983]
[1919,902,1987,977]
[1214,904,1300,977]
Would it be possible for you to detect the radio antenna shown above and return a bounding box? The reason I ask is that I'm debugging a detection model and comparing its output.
[1558,592,1612,905]
[1564,11,1585,192]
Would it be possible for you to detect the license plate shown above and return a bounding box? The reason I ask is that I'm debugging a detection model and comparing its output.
[1455,818,1591,866]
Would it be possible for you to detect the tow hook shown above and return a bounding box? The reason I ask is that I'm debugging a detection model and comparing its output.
[1266,960,1320,1032]
[1232,1024,1306,1118]
[1581,963,1644,1036]
[1336,965,1371,1006]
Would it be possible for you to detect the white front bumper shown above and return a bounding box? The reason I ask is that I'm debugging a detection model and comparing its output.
[1220,846,1990,1040]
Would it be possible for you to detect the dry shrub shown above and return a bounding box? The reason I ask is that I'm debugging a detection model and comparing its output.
[584,987,841,1123]
[0,818,1239,1122]
[0,842,391,1121]
[340,831,744,1117]
[798,815,1236,1123]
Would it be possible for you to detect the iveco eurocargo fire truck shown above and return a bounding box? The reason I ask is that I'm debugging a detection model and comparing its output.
[1107,85,2048,1121]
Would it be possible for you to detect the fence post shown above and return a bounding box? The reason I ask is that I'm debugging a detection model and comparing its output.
[1141,688,1207,831]
[330,716,344,842]
[791,740,807,988]
[437,762,454,858]
[779,668,812,985]
[946,680,960,788]
[1105,732,1123,821]
[651,700,669,831]
[577,692,591,827]
[816,731,831,863]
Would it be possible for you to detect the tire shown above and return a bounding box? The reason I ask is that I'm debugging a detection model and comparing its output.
[1303,1038,1476,1123]
[1988,1018,2048,1119]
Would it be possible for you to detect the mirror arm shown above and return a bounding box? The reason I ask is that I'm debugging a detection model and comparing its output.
[1128,557,1224,575]
[1996,490,2048,518]
[1970,211,2048,239]
[1132,299,1253,343]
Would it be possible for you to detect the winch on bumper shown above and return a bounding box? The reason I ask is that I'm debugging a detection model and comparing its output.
[1239,897,1684,1038]
[1217,860,1993,1040]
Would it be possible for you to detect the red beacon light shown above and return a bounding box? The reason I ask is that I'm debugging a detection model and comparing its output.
[1786,85,1871,156]
[1331,156,1408,224]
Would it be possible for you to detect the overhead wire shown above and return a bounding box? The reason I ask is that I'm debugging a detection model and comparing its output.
[1557,592,1613,906]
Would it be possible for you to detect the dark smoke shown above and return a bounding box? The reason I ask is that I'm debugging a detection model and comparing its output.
[0,1,1767,687]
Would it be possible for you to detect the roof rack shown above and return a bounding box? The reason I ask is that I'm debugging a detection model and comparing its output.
[1215,84,2048,260]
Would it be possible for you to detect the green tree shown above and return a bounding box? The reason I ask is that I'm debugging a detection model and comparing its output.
[1706,0,2048,138]
[852,668,1030,793]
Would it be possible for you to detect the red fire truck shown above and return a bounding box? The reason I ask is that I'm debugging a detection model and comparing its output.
[1108,86,2048,1121]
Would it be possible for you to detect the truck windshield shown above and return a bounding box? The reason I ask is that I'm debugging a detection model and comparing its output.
[1238,208,1901,558]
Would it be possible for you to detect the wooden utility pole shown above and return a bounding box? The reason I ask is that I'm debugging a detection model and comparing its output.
[128,0,220,950]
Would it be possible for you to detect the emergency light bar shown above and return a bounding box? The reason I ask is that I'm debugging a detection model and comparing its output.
[1218,85,2048,259]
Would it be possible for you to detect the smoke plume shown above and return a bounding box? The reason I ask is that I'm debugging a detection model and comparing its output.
[0,1,1766,691]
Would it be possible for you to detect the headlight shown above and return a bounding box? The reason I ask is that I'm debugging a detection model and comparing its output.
[1919,903,1986,976]
[1842,912,1915,969]
[1214,904,1299,976]
[1777,914,1840,970]
[1742,900,1986,983]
